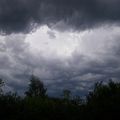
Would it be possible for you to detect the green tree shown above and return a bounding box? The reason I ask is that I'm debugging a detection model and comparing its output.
[25,75,47,97]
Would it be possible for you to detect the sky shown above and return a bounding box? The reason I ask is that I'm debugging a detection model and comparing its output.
[0,0,120,96]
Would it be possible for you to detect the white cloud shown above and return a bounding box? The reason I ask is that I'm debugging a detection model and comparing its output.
[0,25,120,96]
[26,25,82,57]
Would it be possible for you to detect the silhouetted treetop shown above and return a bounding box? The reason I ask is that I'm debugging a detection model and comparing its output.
[0,78,4,95]
[62,89,71,100]
[0,77,120,120]
[25,75,47,97]
[87,80,120,109]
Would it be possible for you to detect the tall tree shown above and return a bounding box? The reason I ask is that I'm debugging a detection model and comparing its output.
[25,75,47,97]
[62,89,71,100]
[0,78,4,95]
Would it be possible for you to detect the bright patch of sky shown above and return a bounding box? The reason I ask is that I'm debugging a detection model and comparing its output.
[26,25,85,58]
[26,25,120,61]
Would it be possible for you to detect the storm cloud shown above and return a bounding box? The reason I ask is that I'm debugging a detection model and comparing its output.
[0,0,120,96]
[1,0,120,34]
[0,26,120,96]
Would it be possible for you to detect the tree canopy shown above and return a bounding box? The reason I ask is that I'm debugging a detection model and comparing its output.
[0,78,4,95]
[0,77,119,120]
[25,75,47,97]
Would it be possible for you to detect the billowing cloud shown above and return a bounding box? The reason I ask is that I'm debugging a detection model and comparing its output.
[1,0,120,34]
[0,26,120,96]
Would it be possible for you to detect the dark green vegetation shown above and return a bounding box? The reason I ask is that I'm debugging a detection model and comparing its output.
[0,76,120,120]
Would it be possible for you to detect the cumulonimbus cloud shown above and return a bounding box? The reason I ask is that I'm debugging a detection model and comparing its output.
[0,0,120,34]
[0,26,120,96]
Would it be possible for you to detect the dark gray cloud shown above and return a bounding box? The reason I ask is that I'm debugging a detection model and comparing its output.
[47,31,56,39]
[0,0,120,34]
[0,26,120,96]
[0,30,120,96]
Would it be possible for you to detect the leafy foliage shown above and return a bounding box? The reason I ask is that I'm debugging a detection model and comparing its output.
[25,75,47,97]
[0,78,4,95]
[0,78,120,120]
[62,89,71,100]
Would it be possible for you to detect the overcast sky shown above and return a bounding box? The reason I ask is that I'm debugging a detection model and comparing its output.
[0,0,120,96]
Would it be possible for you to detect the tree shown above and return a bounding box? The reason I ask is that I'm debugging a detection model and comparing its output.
[86,80,120,120]
[25,75,47,97]
[72,95,83,105]
[0,78,4,95]
[62,89,71,100]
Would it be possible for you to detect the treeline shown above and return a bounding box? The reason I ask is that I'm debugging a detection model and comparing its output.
[0,76,120,120]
